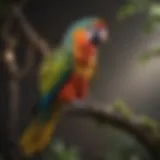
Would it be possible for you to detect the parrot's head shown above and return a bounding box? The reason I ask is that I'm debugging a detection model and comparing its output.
[62,17,109,66]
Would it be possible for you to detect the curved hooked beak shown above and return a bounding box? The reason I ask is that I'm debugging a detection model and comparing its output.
[99,27,109,42]
[95,21,109,43]
[90,23,109,46]
[90,28,109,46]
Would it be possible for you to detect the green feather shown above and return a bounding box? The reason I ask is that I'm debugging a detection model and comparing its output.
[38,47,72,97]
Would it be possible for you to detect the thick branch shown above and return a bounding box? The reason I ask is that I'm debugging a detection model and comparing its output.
[1,2,35,158]
[3,36,18,74]
[2,35,20,145]
[1,0,28,40]
[8,77,20,141]
[66,106,160,160]
[4,44,35,80]
[0,2,39,160]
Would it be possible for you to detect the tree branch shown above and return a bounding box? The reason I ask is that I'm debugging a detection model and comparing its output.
[12,6,50,56]
[1,2,37,160]
[66,106,160,160]
[2,36,20,144]
[2,35,35,147]
[4,44,35,80]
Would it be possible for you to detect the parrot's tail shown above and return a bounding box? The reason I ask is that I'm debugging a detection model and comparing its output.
[19,109,60,157]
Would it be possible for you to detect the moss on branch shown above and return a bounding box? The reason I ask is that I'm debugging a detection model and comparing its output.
[66,103,160,160]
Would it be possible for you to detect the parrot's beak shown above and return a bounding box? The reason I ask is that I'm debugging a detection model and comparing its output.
[99,28,109,42]
[94,21,109,43]
[90,27,109,46]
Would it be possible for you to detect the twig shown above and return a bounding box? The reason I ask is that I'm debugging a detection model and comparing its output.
[5,44,35,80]
[12,6,50,56]
[4,36,19,75]
[3,44,35,141]
[66,106,160,160]
[1,0,28,40]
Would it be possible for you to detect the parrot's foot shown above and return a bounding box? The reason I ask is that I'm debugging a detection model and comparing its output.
[71,99,85,108]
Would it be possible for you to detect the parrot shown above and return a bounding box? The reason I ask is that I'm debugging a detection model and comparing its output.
[19,17,109,156]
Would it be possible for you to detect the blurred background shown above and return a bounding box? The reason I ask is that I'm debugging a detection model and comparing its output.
[0,0,160,159]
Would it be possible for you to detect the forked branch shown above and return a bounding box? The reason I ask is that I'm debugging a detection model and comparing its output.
[12,5,50,56]
[1,1,38,155]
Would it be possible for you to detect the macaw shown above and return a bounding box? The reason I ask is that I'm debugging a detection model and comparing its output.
[19,17,109,156]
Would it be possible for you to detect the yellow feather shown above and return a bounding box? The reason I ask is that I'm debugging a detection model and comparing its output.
[74,55,97,80]
[38,47,70,96]
[19,106,61,156]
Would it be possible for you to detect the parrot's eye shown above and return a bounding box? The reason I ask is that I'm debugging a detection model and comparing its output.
[86,28,101,45]
[86,27,108,45]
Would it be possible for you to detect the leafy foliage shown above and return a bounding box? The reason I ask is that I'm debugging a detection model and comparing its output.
[41,140,81,160]
[143,3,160,33]
[117,0,151,21]
[112,99,132,119]
[117,0,160,33]
[117,0,160,62]
[138,115,158,135]
[139,46,160,64]
[105,126,152,160]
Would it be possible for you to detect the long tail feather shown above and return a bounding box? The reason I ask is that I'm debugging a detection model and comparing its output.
[19,110,60,156]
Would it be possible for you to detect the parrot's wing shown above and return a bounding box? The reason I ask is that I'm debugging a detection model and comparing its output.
[38,47,73,109]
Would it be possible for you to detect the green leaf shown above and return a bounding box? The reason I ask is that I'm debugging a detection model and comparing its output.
[117,4,137,20]
[138,115,158,134]
[139,46,160,64]
[43,140,81,160]
[52,140,66,153]
[150,3,160,17]
[117,0,152,21]
[112,99,132,119]
[139,53,152,64]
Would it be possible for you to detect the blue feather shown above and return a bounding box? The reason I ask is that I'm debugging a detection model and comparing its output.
[39,68,72,110]
[61,17,101,48]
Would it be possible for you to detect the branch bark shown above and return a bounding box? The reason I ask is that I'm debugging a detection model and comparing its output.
[3,35,20,143]
[12,6,50,56]
[66,106,160,160]
[1,2,37,159]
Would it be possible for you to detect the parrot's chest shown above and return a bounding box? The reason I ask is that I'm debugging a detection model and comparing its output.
[74,55,97,80]
[57,61,96,102]
[74,66,95,81]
